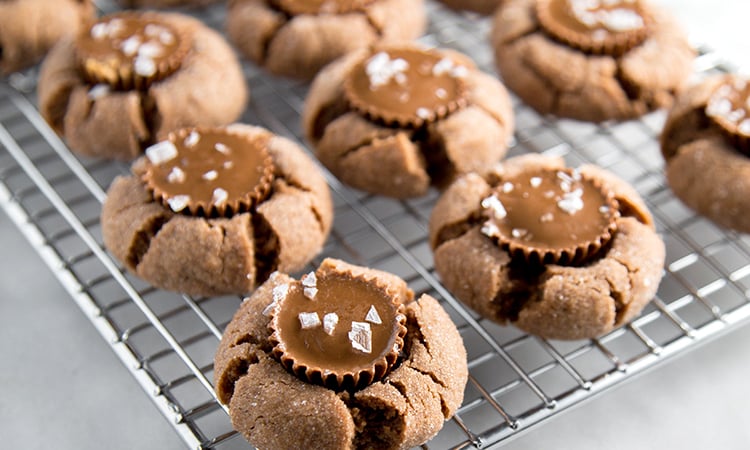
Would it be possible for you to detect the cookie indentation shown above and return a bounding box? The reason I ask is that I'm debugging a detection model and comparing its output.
[76,13,189,90]
[269,270,407,391]
[536,0,651,56]
[272,0,376,15]
[706,77,750,154]
[142,127,275,218]
[480,168,619,265]
[343,48,468,128]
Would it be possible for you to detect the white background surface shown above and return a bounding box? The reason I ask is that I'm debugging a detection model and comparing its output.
[2,1,750,449]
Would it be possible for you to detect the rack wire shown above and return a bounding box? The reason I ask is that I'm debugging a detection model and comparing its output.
[2,1,750,449]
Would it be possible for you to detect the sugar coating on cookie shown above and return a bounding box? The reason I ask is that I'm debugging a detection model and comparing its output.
[661,74,750,233]
[304,43,515,198]
[214,258,468,449]
[430,154,665,340]
[226,0,427,79]
[143,128,275,217]
[491,0,694,121]
[100,124,333,296]
[38,11,248,160]
[268,268,407,390]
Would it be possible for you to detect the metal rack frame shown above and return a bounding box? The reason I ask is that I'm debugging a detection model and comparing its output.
[2,1,750,449]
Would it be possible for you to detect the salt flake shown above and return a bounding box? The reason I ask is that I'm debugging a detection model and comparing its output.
[530,177,542,188]
[348,321,372,354]
[120,36,142,57]
[167,195,190,212]
[145,140,178,165]
[215,143,230,154]
[298,312,321,329]
[272,283,289,303]
[87,84,110,100]
[134,56,157,77]
[365,305,382,324]
[167,166,186,184]
[184,131,200,148]
[202,170,218,181]
[301,271,317,288]
[212,188,228,206]
[481,194,507,220]
[303,287,318,300]
[323,313,339,336]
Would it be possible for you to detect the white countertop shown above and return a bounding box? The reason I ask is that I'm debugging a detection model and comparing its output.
[2,1,750,449]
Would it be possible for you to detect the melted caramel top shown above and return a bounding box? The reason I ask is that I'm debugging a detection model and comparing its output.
[344,48,468,127]
[538,0,649,55]
[272,272,404,375]
[143,128,274,217]
[481,168,618,263]
[77,13,186,89]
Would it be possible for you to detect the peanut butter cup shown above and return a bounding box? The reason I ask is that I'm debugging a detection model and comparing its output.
[76,12,189,90]
[480,167,619,265]
[343,47,469,128]
[268,268,407,391]
[271,0,376,15]
[705,77,750,154]
[536,0,651,56]
[142,127,274,218]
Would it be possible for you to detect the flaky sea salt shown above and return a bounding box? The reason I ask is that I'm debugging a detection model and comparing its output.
[416,108,431,120]
[530,177,542,188]
[301,272,317,288]
[121,35,142,57]
[365,305,382,324]
[323,313,339,336]
[557,189,584,215]
[739,119,750,136]
[134,56,157,77]
[212,188,228,206]
[167,195,190,212]
[298,312,321,329]
[167,167,186,184]
[138,42,164,59]
[145,140,178,165]
[90,23,109,40]
[511,228,528,239]
[601,8,644,32]
[365,52,409,88]
[502,182,514,193]
[184,131,200,148]
[303,287,318,300]
[349,321,372,354]
[88,84,110,100]
[481,220,500,238]
[202,170,218,181]
[481,194,507,220]
[215,142,230,154]
[272,283,289,303]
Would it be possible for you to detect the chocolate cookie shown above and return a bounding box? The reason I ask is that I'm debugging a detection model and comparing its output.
[491,0,694,122]
[0,0,94,75]
[38,11,247,161]
[101,124,333,297]
[661,75,750,233]
[303,43,515,198]
[117,0,220,7]
[438,0,503,15]
[214,258,468,449]
[226,0,427,80]
[429,154,665,340]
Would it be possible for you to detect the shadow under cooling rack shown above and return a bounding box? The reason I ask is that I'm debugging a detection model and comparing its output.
[2,1,750,449]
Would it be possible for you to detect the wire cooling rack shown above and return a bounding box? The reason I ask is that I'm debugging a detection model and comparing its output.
[2,1,750,449]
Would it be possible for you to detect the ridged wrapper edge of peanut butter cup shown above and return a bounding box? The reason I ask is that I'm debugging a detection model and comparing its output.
[342,46,469,129]
[535,0,652,57]
[143,127,275,218]
[76,11,190,90]
[267,270,408,392]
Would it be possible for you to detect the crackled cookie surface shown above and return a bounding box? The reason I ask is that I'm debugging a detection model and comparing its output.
[660,75,750,233]
[214,258,468,449]
[303,44,514,198]
[226,0,426,79]
[0,0,94,75]
[38,11,247,160]
[430,154,665,340]
[437,0,503,15]
[101,124,332,296]
[491,0,694,121]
